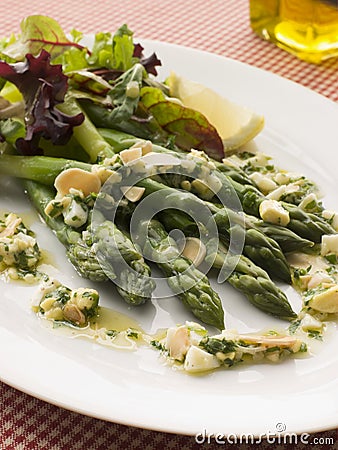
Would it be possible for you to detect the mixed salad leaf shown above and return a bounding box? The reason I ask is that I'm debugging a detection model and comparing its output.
[0,15,224,159]
[0,50,84,154]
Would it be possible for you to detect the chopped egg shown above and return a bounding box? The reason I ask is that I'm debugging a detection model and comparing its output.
[300,314,323,332]
[63,199,88,228]
[307,271,333,290]
[259,199,290,226]
[322,210,338,232]
[308,285,338,313]
[321,234,338,256]
[184,345,221,373]
[249,172,277,194]
[267,183,299,201]
[298,193,318,211]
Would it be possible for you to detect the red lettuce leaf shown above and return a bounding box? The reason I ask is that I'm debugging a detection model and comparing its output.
[133,43,161,76]
[140,86,224,160]
[0,50,84,155]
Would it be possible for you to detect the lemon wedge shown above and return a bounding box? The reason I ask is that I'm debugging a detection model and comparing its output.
[167,71,264,153]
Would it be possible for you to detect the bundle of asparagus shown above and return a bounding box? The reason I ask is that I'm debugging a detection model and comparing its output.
[0,137,300,326]
[0,152,225,327]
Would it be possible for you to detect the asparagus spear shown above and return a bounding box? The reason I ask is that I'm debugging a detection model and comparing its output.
[213,160,257,186]
[144,218,225,330]
[13,95,325,245]
[67,238,108,282]
[58,99,116,162]
[12,92,326,246]
[15,162,222,320]
[159,211,296,319]
[206,201,313,254]
[212,213,291,283]
[24,180,155,305]
[252,220,313,253]
[109,130,312,256]
[0,147,295,320]
[113,201,225,329]
[23,180,107,279]
[215,242,296,319]
[0,154,91,185]
[91,215,156,304]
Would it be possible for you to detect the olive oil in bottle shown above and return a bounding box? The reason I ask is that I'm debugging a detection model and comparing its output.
[250,0,338,63]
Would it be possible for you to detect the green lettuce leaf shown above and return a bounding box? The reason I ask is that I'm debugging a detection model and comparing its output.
[87,32,115,69]
[0,118,25,145]
[106,63,144,122]
[111,24,137,71]
[56,24,160,96]
[87,25,136,71]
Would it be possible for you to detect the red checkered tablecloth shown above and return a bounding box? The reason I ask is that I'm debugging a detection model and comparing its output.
[0,1,337,449]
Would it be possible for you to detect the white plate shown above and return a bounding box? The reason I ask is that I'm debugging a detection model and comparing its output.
[1,39,338,437]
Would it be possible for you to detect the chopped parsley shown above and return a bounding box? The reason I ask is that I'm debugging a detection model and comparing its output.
[150,339,167,353]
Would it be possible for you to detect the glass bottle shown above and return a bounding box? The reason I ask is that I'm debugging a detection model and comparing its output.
[249,0,338,63]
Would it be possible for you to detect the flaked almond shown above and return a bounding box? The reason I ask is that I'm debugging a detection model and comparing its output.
[182,237,206,267]
[121,186,145,202]
[0,213,22,237]
[40,297,57,312]
[120,147,142,164]
[91,165,115,184]
[63,303,86,325]
[237,334,299,348]
[54,168,101,197]
[44,196,71,218]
